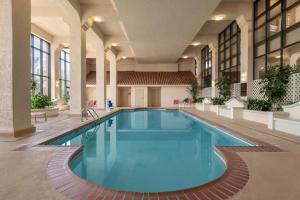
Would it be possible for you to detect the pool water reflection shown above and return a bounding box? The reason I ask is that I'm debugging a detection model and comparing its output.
[50,109,252,192]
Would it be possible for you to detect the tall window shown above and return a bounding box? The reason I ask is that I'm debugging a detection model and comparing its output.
[30,34,51,95]
[254,0,300,79]
[59,50,70,97]
[218,21,241,83]
[201,46,212,88]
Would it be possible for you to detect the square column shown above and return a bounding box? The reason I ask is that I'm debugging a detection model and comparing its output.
[237,16,250,83]
[209,43,218,98]
[50,44,63,100]
[96,45,106,109]
[69,22,87,115]
[0,0,35,137]
[106,50,117,107]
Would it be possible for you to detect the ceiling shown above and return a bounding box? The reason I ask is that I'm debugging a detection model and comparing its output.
[30,0,253,64]
[78,0,111,4]
[112,0,221,63]
[31,17,70,38]
[197,20,232,35]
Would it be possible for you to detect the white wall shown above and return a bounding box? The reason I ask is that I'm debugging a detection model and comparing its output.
[116,58,195,72]
[178,58,195,74]
[131,86,148,107]
[86,87,96,102]
[161,86,190,107]
[31,24,54,42]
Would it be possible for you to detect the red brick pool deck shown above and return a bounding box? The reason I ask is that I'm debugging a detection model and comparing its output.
[15,108,286,200]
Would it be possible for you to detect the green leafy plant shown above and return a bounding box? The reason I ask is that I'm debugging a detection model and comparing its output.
[247,98,272,111]
[183,98,189,103]
[291,65,300,74]
[31,93,53,109]
[196,97,205,103]
[259,65,291,110]
[211,97,226,105]
[31,77,37,93]
[215,76,231,100]
[62,95,70,104]
[186,82,201,102]
[280,101,295,106]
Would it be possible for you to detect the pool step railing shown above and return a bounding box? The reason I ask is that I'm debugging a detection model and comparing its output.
[81,108,99,121]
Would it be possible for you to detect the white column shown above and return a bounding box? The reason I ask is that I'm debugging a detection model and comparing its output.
[144,87,148,107]
[96,44,106,109]
[195,57,201,79]
[0,0,35,137]
[209,43,218,98]
[69,22,87,115]
[50,44,63,100]
[237,16,249,83]
[106,50,117,107]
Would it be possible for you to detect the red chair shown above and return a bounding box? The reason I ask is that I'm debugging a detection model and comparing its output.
[173,99,180,105]
[87,100,97,108]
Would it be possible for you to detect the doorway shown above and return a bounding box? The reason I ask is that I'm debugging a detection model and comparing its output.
[148,87,161,107]
[118,87,131,107]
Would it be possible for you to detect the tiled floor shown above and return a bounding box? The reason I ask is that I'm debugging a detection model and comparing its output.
[1,108,300,200]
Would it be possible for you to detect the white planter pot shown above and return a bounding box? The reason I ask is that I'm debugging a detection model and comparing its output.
[274,118,300,137]
[217,106,244,119]
[242,110,289,129]
[31,107,59,117]
[209,105,219,113]
[195,103,211,111]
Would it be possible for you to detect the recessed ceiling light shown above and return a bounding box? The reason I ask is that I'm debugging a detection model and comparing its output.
[212,14,226,21]
[93,16,103,22]
[122,56,127,59]
[111,43,118,47]
[182,56,189,59]
[191,42,201,46]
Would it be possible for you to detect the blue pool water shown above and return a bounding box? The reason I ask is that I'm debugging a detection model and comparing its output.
[50,109,252,192]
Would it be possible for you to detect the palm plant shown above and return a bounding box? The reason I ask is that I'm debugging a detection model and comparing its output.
[215,76,231,100]
[186,82,201,102]
[259,65,291,111]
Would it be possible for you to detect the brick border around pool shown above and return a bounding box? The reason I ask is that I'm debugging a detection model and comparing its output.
[19,108,285,200]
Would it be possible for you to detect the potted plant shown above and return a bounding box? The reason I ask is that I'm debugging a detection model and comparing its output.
[238,65,292,128]
[259,65,291,111]
[243,98,288,129]
[186,82,201,103]
[31,93,59,117]
[215,76,231,100]
[205,76,231,113]
[62,94,70,105]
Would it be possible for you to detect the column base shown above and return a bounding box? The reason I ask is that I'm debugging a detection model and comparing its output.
[0,125,36,138]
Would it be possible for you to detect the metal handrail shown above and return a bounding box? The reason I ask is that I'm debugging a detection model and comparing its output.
[89,108,99,118]
[81,107,99,122]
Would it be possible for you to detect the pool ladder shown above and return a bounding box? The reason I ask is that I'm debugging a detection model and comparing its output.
[81,107,99,122]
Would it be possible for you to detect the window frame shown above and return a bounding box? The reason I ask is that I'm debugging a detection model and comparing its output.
[253,0,300,80]
[218,21,241,84]
[30,34,51,96]
[59,50,70,97]
[201,45,212,88]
